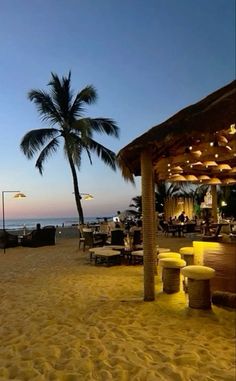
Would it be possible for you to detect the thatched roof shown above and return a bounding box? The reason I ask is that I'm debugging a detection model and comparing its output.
[117,80,236,184]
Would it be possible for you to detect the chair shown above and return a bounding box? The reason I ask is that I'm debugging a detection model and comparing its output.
[0,230,18,250]
[132,229,143,250]
[163,222,177,237]
[110,229,125,245]
[21,225,56,247]
[78,225,85,249]
[201,223,223,242]
[82,230,104,251]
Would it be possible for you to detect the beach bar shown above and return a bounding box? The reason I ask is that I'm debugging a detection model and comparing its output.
[118,80,236,301]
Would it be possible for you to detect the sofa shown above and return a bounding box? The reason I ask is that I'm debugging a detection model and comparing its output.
[21,225,56,247]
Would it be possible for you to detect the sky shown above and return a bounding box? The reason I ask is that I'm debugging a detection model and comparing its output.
[0,0,235,220]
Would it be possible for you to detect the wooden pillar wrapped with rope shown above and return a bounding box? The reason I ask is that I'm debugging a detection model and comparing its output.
[141,149,155,301]
[211,185,218,223]
[152,180,158,275]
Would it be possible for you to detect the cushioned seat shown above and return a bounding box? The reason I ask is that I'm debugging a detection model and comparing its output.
[181,265,215,309]
[179,247,195,265]
[159,258,186,293]
[179,247,194,255]
[157,252,181,260]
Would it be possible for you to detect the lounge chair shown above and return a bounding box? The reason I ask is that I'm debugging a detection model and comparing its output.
[21,225,56,247]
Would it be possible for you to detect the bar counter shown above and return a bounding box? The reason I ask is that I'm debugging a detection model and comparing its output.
[193,241,236,293]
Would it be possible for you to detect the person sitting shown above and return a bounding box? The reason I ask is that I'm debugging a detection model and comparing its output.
[36,223,41,231]
[100,217,110,234]
[178,211,186,223]
[114,222,122,229]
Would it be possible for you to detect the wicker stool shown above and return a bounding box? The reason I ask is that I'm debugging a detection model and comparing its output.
[157,252,181,260]
[159,258,186,294]
[181,266,215,309]
[157,252,181,279]
[179,247,195,266]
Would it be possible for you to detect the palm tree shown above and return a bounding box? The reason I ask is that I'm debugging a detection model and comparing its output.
[20,72,119,224]
[128,196,142,218]
[155,181,190,213]
[127,182,189,216]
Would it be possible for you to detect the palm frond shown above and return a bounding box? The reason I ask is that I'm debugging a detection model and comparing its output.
[28,90,62,125]
[35,138,60,174]
[79,118,119,138]
[71,119,93,139]
[61,132,81,168]
[85,147,93,165]
[20,128,60,158]
[70,86,97,118]
[48,72,73,121]
[87,138,117,170]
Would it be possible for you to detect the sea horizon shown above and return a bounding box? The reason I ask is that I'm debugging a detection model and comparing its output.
[1,216,114,231]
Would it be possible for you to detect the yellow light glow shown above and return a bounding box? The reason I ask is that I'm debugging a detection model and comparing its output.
[229,124,236,135]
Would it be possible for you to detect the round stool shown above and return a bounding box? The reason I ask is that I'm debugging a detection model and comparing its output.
[157,252,181,260]
[179,247,195,266]
[157,252,181,279]
[181,266,215,309]
[159,258,186,294]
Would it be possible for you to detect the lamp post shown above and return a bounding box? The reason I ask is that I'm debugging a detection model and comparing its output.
[1,191,26,231]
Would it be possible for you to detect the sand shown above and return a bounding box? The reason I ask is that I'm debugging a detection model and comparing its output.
[0,236,235,381]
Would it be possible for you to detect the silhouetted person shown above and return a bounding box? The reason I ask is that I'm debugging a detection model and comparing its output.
[36,223,41,231]
[178,211,186,223]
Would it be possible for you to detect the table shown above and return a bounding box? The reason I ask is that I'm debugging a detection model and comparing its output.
[89,248,121,266]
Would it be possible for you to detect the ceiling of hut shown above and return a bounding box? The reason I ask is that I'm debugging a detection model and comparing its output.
[117,80,236,185]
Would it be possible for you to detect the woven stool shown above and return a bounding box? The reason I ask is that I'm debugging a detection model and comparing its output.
[179,247,195,266]
[157,252,181,260]
[157,252,181,279]
[181,266,215,309]
[159,258,186,294]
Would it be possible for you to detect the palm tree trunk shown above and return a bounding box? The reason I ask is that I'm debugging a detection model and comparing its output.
[67,155,84,224]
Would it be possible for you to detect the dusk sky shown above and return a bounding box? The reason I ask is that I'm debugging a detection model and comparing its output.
[0,0,235,220]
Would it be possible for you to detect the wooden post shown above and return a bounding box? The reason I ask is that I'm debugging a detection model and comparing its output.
[141,150,155,301]
[211,185,218,222]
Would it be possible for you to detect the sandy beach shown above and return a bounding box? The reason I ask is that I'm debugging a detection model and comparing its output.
[0,235,235,381]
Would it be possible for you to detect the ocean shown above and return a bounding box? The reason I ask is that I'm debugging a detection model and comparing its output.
[1,216,109,231]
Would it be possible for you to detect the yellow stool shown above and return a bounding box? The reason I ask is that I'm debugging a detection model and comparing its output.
[179,247,195,266]
[157,252,181,260]
[157,252,181,279]
[181,265,215,309]
[159,258,186,293]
